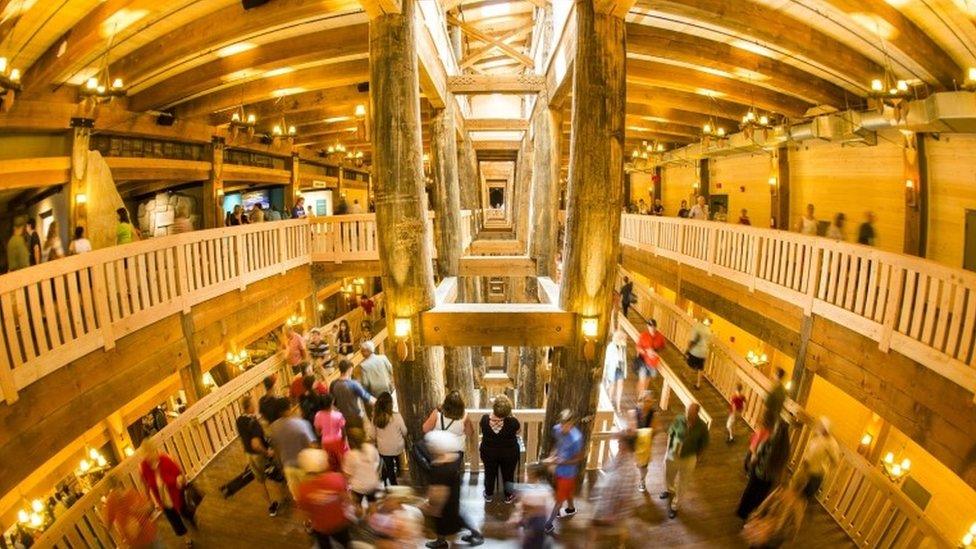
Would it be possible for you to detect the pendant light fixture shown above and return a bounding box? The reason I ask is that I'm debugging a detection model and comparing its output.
[79,28,125,102]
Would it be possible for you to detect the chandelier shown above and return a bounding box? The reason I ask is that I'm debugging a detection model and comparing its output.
[701,120,727,147]
[345,149,365,167]
[740,109,774,141]
[266,116,296,148]
[880,451,911,482]
[0,56,22,93]
[630,140,665,165]
[327,141,347,155]
[229,107,257,142]
[79,31,125,102]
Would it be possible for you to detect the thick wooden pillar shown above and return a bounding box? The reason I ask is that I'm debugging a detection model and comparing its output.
[430,98,475,402]
[178,313,207,404]
[530,104,562,277]
[771,147,790,229]
[457,131,481,212]
[903,134,928,256]
[697,157,710,202]
[204,137,225,228]
[287,153,300,214]
[68,118,93,234]
[370,0,444,467]
[543,0,626,459]
[513,137,534,243]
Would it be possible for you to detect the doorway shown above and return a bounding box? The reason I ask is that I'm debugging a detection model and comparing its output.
[964,209,976,272]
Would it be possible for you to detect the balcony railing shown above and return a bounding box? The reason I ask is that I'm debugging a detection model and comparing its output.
[620,214,976,397]
[625,275,954,548]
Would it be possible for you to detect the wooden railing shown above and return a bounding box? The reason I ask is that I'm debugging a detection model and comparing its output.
[36,327,390,549]
[459,209,476,252]
[308,213,437,263]
[0,220,310,405]
[620,214,976,396]
[626,274,954,548]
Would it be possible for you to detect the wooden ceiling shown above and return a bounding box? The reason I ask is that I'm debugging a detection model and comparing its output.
[0,0,974,163]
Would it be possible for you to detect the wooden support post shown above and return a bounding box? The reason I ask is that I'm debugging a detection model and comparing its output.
[430,98,475,402]
[457,130,481,214]
[790,314,815,406]
[697,158,710,203]
[370,0,444,477]
[203,137,225,229]
[772,147,790,230]
[178,312,207,404]
[543,0,625,461]
[103,412,134,461]
[529,103,562,277]
[513,136,534,244]
[903,134,928,257]
[68,118,93,235]
[287,153,300,214]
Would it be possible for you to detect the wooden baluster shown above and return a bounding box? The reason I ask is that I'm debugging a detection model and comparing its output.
[90,264,116,351]
[879,266,906,353]
[804,244,822,316]
[176,242,191,313]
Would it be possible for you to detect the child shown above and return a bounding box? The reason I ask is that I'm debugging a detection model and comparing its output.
[728,383,746,443]
[313,394,347,469]
[343,427,382,506]
[511,464,555,549]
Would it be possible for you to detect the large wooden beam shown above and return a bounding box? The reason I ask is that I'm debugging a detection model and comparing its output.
[471,140,521,151]
[448,74,546,94]
[416,9,449,109]
[626,102,736,133]
[128,25,370,111]
[903,134,928,256]
[360,0,401,18]
[420,304,575,346]
[459,255,536,276]
[623,116,700,138]
[628,58,812,117]
[210,85,370,124]
[544,0,625,458]
[466,118,530,131]
[104,157,213,182]
[175,60,370,119]
[628,84,750,119]
[469,239,524,255]
[460,27,533,69]
[635,0,882,91]
[449,16,534,68]
[370,0,442,479]
[110,0,363,90]
[626,23,850,107]
[0,157,71,191]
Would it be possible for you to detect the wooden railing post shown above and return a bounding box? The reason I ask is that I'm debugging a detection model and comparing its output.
[804,242,823,316]
[748,233,760,292]
[0,340,18,404]
[879,266,906,352]
[175,241,191,313]
[90,263,116,351]
[235,233,246,291]
[278,226,287,274]
[705,224,717,275]
[660,379,671,410]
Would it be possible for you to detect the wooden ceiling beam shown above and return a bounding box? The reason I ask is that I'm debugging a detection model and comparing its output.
[449,15,534,68]
[359,0,401,19]
[448,73,546,93]
[627,84,749,120]
[110,0,363,89]
[128,25,369,111]
[817,0,961,86]
[176,59,369,119]
[626,23,851,107]
[466,118,529,131]
[471,140,521,150]
[627,58,811,117]
[211,84,370,124]
[635,0,883,91]
[461,26,533,69]
[626,102,736,130]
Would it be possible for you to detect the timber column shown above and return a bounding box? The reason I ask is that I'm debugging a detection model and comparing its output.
[529,102,562,277]
[543,0,626,459]
[370,0,445,463]
[430,97,475,402]
[204,137,225,229]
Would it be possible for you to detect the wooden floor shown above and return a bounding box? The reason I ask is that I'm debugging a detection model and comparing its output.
[158,322,853,548]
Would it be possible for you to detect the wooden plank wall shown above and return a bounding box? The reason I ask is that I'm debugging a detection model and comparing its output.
[709,152,772,226]
[661,162,697,209]
[925,134,976,270]
[789,133,905,253]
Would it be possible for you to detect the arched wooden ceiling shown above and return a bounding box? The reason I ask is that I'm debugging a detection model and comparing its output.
[0,0,973,161]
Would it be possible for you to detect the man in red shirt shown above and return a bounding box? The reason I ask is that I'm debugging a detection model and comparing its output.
[636,319,666,396]
[359,294,375,316]
[297,448,355,547]
[102,479,158,549]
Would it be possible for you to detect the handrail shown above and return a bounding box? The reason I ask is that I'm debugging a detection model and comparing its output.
[623,272,953,548]
[620,214,976,397]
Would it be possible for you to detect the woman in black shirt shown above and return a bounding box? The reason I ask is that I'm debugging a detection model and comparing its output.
[479,395,521,503]
[336,319,354,356]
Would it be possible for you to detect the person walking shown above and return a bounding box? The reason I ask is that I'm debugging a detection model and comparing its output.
[661,402,709,519]
[329,359,375,429]
[283,325,307,375]
[313,393,348,469]
[336,319,354,356]
[116,208,141,245]
[619,276,635,318]
[6,216,30,272]
[423,431,485,548]
[68,226,92,255]
[307,328,330,375]
[24,218,42,265]
[544,409,584,535]
[258,375,280,424]
[826,212,846,241]
[764,368,788,429]
[727,383,746,443]
[267,398,318,499]
[603,329,628,411]
[737,420,791,520]
[589,434,640,546]
[296,448,355,548]
[43,220,64,261]
[358,341,394,399]
[138,439,196,546]
[235,394,281,516]
[423,391,474,458]
[796,203,818,236]
[631,391,657,492]
[742,485,807,548]
[636,319,666,396]
[857,211,876,246]
[369,392,407,487]
[479,395,521,503]
[343,427,382,506]
[685,317,712,390]
[689,196,709,220]
[792,417,839,500]
[512,464,554,549]
[101,477,160,549]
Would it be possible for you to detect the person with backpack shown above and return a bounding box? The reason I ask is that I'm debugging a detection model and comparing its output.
[329,359,375,429]
[422,391,474,459]
[235,394,281,516]
[619,276,636,317]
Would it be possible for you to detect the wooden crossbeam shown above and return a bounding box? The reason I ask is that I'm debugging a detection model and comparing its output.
[460,27,533,69]
[468,239,525,254]
[448,73,546,94]
[466,118,529,131]
[459,255,535,276]
[420,303,575,346]
[359,0,401,18]
[449,16,534,68]
[471,140,521,151]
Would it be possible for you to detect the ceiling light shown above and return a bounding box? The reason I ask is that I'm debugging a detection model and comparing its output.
[217,42,256,58]
[323,116,352,124]
[354,104,366,117]
[263,67,294,78]
[0,0,36,23]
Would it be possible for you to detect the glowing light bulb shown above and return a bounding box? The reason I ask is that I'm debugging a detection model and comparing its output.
[29,512,42,527]
[768,176,777,186]
[964,532,974,546]
[870,79,884,92]
[9,68,20,82]
[354,104,366,117]
[968,67,976,82]
[246,113,256,125]
[31,499,43,513]
[96,455,107,467]
[905,179,914,189]
[272,124,282,136]
[656,143,664,152]
[716,127,726,137]
[884,452,894,464]
[703,123,712,134]
[89,448,100,460]
[860,433,872,445]
[86,77,98,90]
[896,79,908,92]
[231,111,241,122]
[759,115,769,125]
[288,125,296,136]
[891,464,902,476]
[970,522,976,536]
[79,459,91,472]
[900,458,911,471]
[0,57,7,73]
[124,446,135,457]
[632,150,639,159]
[226,351,234,362]
[96,84,106,94]
[18,509,28,523]
[111,77,123,89]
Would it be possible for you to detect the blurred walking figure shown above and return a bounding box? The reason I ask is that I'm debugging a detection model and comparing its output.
[727,383,746,443]
[661,402,709,519]
[603,329,628,411]
[101,477,161,549]
[742,485,807,548]
[543,410,584,535]
[737,420,792,520]
[296,448,355,548]
[511,464,554,549]
[857,211,876,246]
[138,439,196,546]
[826,212,846,241]
[636,319,665,397]
[792,417,839,500]
[796,204,818,236]
[631,391,657,492]
[589,434,640,546]
[369,392,407,487]
[685,317,712,390]
[423,431,485,548]
[343,427,382,506]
